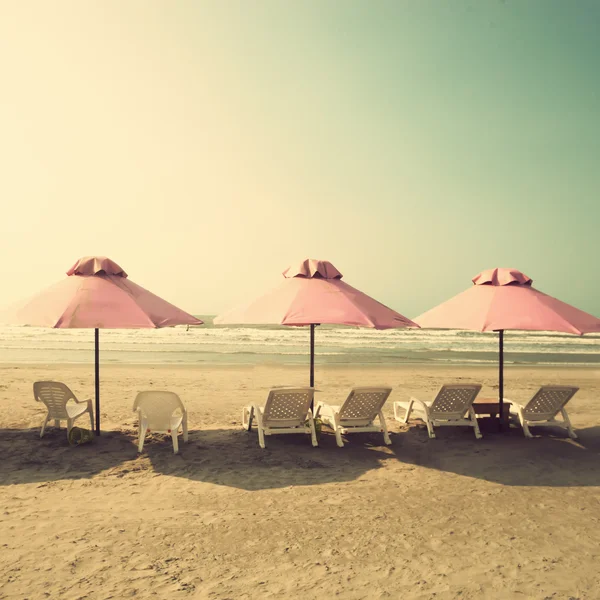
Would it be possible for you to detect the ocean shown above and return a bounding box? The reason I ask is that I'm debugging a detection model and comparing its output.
[0,317,598,367]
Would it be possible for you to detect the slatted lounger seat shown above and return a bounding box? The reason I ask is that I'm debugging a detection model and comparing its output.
[242,387,317,449]
[507,386,579,439]
[394,384,483,439]
[315,387,393,448]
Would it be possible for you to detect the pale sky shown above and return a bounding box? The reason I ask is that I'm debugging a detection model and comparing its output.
[1,1,599,317]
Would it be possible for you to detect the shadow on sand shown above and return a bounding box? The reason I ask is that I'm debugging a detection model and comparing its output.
[2,421,600,490]
[0,427,132,486]
[0,425,396,491]
[388,420,600,487]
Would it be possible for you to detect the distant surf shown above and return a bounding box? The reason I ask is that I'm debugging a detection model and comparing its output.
[0,316,598,366]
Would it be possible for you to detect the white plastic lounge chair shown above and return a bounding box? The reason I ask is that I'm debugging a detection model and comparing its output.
[393,384,483,439]
[33,381,94,439]
[133,391,188,453]
[315,387,393,448]
[242,387,317,449]
[506,385,579,439]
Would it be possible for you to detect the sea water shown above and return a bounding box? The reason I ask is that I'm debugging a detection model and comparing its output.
[0,317,598,366]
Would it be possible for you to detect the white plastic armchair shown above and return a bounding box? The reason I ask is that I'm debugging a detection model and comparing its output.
[133,391,188,453]
[507,385,579,439]
[394,384,483,439]
[242,387,317,449]
[33,381,94,439]
[315,387,392,448]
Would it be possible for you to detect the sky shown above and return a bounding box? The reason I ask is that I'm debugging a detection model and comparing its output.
[0,0,599,318]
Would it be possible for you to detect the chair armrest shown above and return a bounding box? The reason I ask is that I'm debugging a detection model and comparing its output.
[313,402,322,419]
[505,399,524,410]
[74,397,92,405]
[315,401,335,418]
[409,397,430,411]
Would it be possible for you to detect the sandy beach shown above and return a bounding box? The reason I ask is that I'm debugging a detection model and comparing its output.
[1,363,600,599]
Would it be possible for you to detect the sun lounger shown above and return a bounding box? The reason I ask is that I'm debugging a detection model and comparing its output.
[33,381,94,439]
[242,387,316,448]
[133,391,188,453]
[315,387,392,447]
[506,385,579,439]
[393,384,483,439]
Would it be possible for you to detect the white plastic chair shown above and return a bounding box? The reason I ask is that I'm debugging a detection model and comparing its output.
[507,386,579,439]
[133,391,188,453]
[242,387,317,449]
[394,384,483,439]
[33,381,94,439]
[315,387,393,448]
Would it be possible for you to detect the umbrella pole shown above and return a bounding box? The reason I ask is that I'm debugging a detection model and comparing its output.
[95,328,100,436]
[498,329,504,432]
[310,324,315,388]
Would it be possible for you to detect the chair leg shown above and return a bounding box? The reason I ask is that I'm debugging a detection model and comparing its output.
[88,408,94,431]
[138,423,148,453]
[469,408,483,440]
[54,419,60,429]
[516,409,533,438]
[306,412,318,447]
[243,406,254,431]
[40,415,50,438]
[561,408,577,439]
[67,418,73,438]
[171,431,179,454]
[333,417,344,447]
[257,424,266,449]
[425,417,436,439]
[521,418,533,438]
[379,411,392,445]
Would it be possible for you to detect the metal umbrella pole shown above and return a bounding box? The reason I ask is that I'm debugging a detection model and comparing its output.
[94,328,100,435]
[498,329,504,431]
[310,324,316,387]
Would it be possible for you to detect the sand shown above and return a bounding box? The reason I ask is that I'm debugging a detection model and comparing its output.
[1,362,600,600]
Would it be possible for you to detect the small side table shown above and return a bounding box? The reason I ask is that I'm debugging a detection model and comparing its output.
[472,398,511,422]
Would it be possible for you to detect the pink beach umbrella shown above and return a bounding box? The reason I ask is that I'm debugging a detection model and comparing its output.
[415,268,600,427]
[214,258,418,388]
[2,256,202,434]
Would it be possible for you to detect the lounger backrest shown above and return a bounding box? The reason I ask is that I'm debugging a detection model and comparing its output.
[263,388,314,428]
[133,391,185,430]
[523,386,579,421]
[33,381,75,419]
[339,387,392,426]
[430,384,482,420]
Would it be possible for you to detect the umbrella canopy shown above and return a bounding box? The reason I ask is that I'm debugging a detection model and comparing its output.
[415,267,600,426]
[2,256,202,433]
[214,258,417,386]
